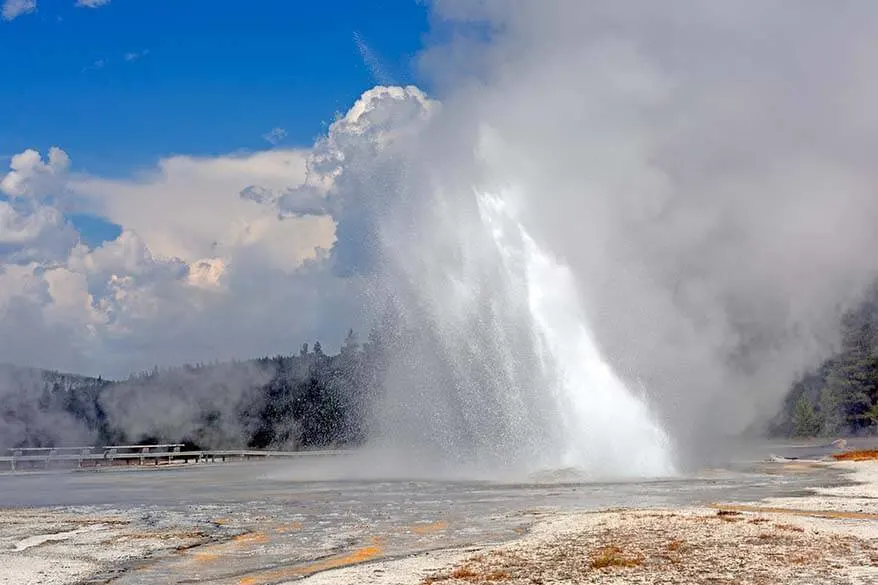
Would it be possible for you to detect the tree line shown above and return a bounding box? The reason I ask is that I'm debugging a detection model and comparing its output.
[772,286,878,437]
[5,289,878,450]
[0,328,389,451]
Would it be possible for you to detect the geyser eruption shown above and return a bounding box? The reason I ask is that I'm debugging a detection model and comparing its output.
[366,180,675,479]
[478,191,674,477]
[253,2,878,473]
[255,86,674,479]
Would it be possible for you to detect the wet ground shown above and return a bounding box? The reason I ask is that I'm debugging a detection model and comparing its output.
[0,439,871,584]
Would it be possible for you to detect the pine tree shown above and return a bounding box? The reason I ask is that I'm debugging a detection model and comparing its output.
[792,396,821,437]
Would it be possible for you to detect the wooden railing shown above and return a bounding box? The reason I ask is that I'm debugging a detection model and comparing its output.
[0,444,350,471]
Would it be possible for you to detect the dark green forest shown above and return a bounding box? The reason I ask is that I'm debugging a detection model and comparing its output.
[4,288,878,450]
[772,287,878,437]
[0,329,385,451]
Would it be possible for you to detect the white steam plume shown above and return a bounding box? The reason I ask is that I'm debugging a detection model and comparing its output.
[255,1,878,469]
[420,0,878,462]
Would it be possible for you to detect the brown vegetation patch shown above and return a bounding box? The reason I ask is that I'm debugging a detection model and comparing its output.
[789,553,815,565]
[423,565,512,584]
[451,567,480,579]
[423,509,877,584]
[774,523,805,533]
[710,503,878,521]
[590,545,643,569]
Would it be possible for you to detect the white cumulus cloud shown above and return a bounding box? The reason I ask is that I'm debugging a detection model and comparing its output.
[0,144,356,378]
[0,147,70,198]
[68,149,334,271]
[0,200,78,265]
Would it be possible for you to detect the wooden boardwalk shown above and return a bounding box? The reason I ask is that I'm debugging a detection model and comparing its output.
[0,444,351,471]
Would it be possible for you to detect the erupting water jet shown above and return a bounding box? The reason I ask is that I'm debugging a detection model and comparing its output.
[477,189,675,478]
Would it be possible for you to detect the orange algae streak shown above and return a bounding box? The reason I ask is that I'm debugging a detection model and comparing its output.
[273,521,304,534]
[193,551,220,563]
[411,520,448,534]
[237,537,385,584]
[833,449,878,461]
[232,532,269,545]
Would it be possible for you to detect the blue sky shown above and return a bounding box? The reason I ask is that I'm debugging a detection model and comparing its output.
[1,0,430,176]
[1,0,430,248]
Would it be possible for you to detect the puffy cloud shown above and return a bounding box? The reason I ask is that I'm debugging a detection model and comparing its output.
[0,89,444,383]
[0,146,354,378]
[0,263,95,373]
[0,147,70,199]
[267,85,440,276]
[1,0,35,21]
[0,200,78,264]
[68,150,334,272]
[75,0,109,7]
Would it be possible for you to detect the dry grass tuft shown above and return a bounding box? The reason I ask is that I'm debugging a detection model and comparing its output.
[590,545,643,569]
[423,565,512,583]
[774,523,805,533]
[661,538,687,565]
[483,570,512,581]
[716,509,744,522]
[710,503,878,521]
[450,567,480,579]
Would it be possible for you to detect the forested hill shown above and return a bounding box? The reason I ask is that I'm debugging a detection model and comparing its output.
[773,287,878,437]
[0,330,379,450]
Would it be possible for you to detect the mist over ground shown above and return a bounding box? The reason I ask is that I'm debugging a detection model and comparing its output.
[3,1,878,474]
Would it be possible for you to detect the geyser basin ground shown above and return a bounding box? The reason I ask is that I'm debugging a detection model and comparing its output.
[0,441,874,585]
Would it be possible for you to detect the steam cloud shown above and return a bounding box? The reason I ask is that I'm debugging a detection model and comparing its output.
[426,1,878,457]
[3,1,878,467]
